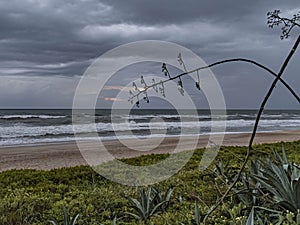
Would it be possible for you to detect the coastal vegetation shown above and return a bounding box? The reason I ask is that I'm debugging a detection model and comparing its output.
[1,140,300,224]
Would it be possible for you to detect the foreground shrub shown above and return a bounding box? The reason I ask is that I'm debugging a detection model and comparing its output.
[126,187,173,223]
[0,141,300,224]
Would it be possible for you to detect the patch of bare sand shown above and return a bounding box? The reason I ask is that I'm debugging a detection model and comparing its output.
[0,130,299,171]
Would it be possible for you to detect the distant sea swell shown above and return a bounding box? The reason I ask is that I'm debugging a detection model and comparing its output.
[0,109,300,146]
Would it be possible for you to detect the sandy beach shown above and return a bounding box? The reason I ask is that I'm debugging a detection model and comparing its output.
[0,130,299,172]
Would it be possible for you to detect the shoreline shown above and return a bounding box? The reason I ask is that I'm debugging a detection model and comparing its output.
[0,130,293,149]
[0,130,300,172]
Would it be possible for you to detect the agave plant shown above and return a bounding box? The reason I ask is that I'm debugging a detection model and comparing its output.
[126,187,173,223]
[250,147,300,213]
[48,207,79,225]
[212,147,300,224]
[191,203,206,225]
[152,187,173,212]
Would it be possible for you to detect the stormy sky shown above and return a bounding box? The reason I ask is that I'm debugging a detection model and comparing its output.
[0,0,299,109]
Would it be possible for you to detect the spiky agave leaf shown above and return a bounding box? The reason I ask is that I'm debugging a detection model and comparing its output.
[69,213,79,225]
[192,203,205,225]
[250,150,300,213]
[48,207,79,225]
[63,207,69,225]
[152,187,173,211]
[125,187,173,222]
[246,207,254,225]
[48,218,59,225]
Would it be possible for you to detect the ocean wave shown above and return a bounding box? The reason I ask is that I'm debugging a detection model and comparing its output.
[1,110,300,146]
[0,115,67,120]
[123,114,223,120]
[1,118,300,139]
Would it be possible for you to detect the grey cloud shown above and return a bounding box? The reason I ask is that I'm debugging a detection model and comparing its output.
[0,0,299,108]
[102,0,260,25]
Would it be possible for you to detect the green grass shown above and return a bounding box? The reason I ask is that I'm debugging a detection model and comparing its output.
[1,140,300,224]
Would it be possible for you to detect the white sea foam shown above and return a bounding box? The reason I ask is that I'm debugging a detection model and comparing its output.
[1,110,300,146]
[0,115,67,119]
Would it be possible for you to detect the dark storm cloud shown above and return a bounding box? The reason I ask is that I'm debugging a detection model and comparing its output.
[0,0,115,67]
[0,0,298,68]
[0,0,299,108]
[101,0,288,25]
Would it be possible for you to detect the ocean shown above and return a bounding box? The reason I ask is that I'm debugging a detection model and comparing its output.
[0,109,300,147]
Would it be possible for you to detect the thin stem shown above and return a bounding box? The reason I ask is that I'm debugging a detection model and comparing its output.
[273,15,300,28]
[203,34,300,224]
[129,58,300,104]
[249,35,300,148]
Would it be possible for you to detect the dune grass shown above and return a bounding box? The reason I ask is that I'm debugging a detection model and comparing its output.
[1,140,300,224]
